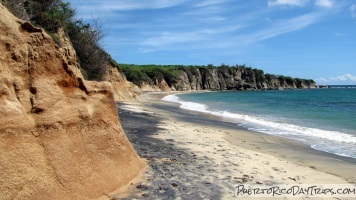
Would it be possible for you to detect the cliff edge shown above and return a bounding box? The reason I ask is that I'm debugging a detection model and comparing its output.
[0,4,145,199]
[104,62,142,102]
[121,65,317,92]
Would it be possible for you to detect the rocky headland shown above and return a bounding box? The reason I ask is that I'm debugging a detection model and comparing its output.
[120,64,318,92]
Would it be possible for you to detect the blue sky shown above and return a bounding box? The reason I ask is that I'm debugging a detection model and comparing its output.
[66,0,356,85]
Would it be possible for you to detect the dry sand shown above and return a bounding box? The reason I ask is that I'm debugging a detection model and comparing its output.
[118,92,355,200]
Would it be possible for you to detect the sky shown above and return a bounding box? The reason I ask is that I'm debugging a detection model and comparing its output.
[65,0,356,85]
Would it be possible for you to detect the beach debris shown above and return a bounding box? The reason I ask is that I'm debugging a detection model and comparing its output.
[136,184,148,190]
[288,176,300,182]
[233,174,254,183]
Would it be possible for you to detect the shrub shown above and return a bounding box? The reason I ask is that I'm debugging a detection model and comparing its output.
[68,19,108,81]
[254,69,265,82]
[24,0,75,33]
[121,66,153,85]
[2,0,29,20]
[48,32,62,46]
[285,76,295,85]
[295,78,303,87]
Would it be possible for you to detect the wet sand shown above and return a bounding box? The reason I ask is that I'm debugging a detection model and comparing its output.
[118,92,356,199]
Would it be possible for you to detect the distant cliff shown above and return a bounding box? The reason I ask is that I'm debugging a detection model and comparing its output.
[121,64,317,91]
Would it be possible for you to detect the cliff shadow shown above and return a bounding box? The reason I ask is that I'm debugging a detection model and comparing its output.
[117,102,224,200]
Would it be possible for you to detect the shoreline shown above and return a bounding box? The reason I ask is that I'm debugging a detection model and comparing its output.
[118,92,355,199]
[158,91,356,180]
[157,92,356,183]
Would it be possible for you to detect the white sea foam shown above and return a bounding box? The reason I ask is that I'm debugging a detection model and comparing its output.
[214,111,356,144]
[163,94,209,113]
[162,94,356,158]
[162,94,180,103]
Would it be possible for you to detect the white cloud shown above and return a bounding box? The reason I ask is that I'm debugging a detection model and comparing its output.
[66,0,188,20]
[268,0,309,7]
[331,74,356,82]
[141,10,325,52]
[142,31,208,47]
[317,74,356,83]
[195,0,230,7]
[315,0,334,8]
[68,0,188,18]
[334,32,346,37]
[316,77,328,82]
[351,5,356,17]
[197,17,227,23]
[237,12,323,44]
[101,0,188,10]
[142,25,241,48]
[268,0,336,8]
[183,5,225,15]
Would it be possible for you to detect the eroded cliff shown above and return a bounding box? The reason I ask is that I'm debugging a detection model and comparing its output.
[173,66,317,91]
[104,62,142,102]
[121,64,317,92]
[0,4,145,199]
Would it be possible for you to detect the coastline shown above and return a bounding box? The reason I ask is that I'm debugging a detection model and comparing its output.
[118,92,355,199]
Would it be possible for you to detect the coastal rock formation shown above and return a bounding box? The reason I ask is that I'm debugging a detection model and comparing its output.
[0,4,145,200]
[173,66,317,91]
[56,27,84,79]
[104,63,142,102]
[125,65,317,92]
[138,78,172,92]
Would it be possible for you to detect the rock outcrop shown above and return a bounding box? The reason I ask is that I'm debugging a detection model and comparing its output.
[0,4,145,200]
[104,63,142,102]
[139,78,171,92]
[136,66,317,92]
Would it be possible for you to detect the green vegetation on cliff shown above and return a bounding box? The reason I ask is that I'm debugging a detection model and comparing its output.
[2,0,109,81]
[121,64,182,86]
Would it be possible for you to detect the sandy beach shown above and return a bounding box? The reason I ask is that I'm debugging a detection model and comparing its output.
[118,92,356,199]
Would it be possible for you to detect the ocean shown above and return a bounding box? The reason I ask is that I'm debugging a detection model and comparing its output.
[163,86,356,159]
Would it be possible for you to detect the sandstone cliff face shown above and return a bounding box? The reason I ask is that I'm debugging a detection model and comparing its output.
[104,64,142,102]
[139,78,171,92]
[0,4,145,200]
[57,28,142,102]
[57,27,84,79]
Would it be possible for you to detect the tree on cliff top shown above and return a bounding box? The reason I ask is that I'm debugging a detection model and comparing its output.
[27,0,75,32]
[2,0,75,32]
[68,19,108,81]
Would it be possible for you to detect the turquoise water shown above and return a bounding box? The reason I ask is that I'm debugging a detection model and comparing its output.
[163,87,356,158]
